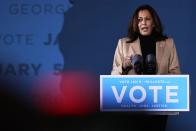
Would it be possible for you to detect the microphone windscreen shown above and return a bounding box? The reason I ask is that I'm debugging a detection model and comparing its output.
[132,54,143,74]
[146,54,156,64]
[145,54,156,74]
[132,54,143,65]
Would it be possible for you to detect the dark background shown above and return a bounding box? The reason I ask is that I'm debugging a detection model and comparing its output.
[0,0,195,130]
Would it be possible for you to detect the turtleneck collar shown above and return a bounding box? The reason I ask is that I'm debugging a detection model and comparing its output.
[138,33,156,59]
[139,34,155,42]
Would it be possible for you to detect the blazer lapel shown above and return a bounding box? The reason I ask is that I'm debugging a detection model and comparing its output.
[156,40,165,68]
[129,38,142,56]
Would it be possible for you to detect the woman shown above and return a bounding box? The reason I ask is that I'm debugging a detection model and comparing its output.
[111,4,180,75]
[111,4,181,131]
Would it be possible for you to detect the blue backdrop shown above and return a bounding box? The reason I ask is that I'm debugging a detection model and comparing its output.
[0,0,195,130]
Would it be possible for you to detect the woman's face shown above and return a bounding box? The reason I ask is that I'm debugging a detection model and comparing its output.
[138,9,154,36]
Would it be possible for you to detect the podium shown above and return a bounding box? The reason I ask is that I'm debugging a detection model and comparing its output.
[100,75,190,115]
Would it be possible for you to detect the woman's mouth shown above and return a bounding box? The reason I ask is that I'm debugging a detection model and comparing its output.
[142,27,148,31]
[141,27,148,31]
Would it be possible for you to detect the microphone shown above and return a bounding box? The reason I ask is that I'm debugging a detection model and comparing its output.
[145,54,157,74]
[132,54,143,74]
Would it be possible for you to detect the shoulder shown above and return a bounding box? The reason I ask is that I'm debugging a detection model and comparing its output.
[118,37,130,44]
[164,37,176,48]
[165,37,174,44]
[115,37,129,49]
[117,37,137,52]
[158,37,176,48]
[117,37,138,46]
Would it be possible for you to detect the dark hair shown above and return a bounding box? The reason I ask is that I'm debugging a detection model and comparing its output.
[127,4,167,42]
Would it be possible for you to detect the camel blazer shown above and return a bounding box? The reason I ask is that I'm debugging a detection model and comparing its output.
[111,37,181,75]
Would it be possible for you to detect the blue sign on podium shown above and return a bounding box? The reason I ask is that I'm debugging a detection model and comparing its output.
[100,75,189,112]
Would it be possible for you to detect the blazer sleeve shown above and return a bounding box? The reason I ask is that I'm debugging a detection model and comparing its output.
[168,38,181,74]
[111,39,124,75]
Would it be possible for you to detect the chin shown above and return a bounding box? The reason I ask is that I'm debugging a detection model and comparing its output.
[141,32,151,36]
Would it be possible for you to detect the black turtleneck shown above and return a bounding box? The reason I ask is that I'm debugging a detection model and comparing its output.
[139,34,156,61]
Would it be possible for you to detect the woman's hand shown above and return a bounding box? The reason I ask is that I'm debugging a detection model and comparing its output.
[122,56,133,70]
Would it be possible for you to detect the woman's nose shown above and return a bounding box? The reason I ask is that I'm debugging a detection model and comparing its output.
[142,19,147,25]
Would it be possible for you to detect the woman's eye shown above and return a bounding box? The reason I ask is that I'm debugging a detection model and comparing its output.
[138,18,143,22]
[146,17,151,21]
[138,17,152,23]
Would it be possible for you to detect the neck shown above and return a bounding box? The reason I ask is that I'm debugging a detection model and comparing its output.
[139,34,155,41]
